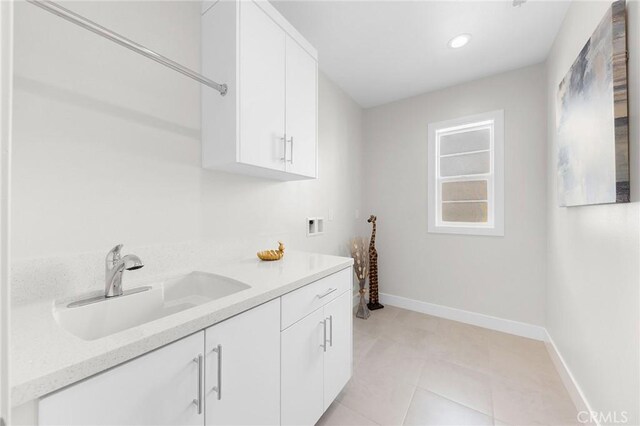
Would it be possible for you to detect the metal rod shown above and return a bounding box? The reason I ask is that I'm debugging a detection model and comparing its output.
[27,0,227,96]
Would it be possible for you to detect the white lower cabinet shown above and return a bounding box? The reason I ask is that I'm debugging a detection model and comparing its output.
[281,307,325,426]
[205,299,280,426]
[281,287,353,426]
[323,291,353,408]
[38,268,352,426]
[39,332,205,426]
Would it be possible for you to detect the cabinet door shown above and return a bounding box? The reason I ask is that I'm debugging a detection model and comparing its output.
[239,0,286,171]
[39,332,205,426]
[281,308,325,426]
[323,290,353,408]
[285,36,317,178]
[205,299,280,426]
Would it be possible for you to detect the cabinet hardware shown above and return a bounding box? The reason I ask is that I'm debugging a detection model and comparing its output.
[321,319,327,352]
[281,136,287,162]
[211,344,223,400]
[328,315,333,347]
[192,354,204,414]
[288,136,294,164]
[317,288,336,299]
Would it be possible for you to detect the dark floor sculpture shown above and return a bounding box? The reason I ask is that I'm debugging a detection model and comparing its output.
[367,215,384,310]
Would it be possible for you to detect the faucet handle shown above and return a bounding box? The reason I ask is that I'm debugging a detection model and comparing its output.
[106,244,124,265]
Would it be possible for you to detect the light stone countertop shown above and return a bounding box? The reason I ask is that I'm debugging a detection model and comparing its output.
[11,251,353,407]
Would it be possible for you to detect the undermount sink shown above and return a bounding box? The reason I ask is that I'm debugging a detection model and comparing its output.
[54,272,251,341]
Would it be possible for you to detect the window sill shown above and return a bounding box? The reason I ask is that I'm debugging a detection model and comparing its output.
[427,224,504,237]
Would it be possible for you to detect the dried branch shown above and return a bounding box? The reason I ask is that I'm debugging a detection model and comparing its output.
[350,237,369,281]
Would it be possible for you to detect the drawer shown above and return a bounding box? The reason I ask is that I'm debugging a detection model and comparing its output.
[281,267,352,330]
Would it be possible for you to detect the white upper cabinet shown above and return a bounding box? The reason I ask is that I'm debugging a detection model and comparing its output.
[285,36,318,178]
[202,0,318,180]
[238,1,286,171]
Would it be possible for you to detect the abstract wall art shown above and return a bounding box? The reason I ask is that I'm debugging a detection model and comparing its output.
[556,0,629,207]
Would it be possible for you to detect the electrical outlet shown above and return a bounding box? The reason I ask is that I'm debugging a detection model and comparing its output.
[307,217,325,237]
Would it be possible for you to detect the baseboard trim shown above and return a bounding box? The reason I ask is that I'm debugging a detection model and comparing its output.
[379,292,547,341]
[544,331,595,423]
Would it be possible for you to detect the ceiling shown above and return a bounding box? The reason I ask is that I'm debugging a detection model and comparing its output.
[271,1,570,108]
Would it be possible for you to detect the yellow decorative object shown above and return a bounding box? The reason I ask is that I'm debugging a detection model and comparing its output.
[257,241,285,261]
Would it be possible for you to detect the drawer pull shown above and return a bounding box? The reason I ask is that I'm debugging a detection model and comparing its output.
[321,319,327,352]
[317,288,337,299]
[288,136,294,164]
[211,344,222,400]
[280,136,287,162]
[192,354,204,414]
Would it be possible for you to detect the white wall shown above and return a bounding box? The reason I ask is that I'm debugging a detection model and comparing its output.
[10,1,364,303]
[12,1,640,421]
[0,0,13,422]
[545,1,640,423]
[363,64,547,326]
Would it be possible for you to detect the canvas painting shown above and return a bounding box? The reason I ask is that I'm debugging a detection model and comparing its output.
[556,0,629,207]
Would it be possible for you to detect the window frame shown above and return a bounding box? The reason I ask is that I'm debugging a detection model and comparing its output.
[427,110,504,237]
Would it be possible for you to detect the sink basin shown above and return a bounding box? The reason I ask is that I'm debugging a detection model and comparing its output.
[54,272,251,341]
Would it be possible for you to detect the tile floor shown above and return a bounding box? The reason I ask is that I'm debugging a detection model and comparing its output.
[317,305,578,426]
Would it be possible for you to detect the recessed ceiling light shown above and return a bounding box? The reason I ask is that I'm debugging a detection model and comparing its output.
[448,34,471,49]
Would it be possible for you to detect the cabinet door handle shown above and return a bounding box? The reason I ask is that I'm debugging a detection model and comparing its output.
[280,136,287,162]
[328,315,333,347]
[192,354,204,415]
[288,136,294,164]
[211,344,222,400]
[321,319,327,352]
[317,288,336,299]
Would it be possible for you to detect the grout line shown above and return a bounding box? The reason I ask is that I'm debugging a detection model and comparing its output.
[399,385,418,426]
[349,403,383,426]
[414,384,494,421]
[336,392,383,426]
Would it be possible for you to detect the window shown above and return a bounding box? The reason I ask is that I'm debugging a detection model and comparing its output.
[427,110,504,236]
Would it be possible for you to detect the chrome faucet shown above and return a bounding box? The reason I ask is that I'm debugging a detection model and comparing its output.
[105,244,144,297]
